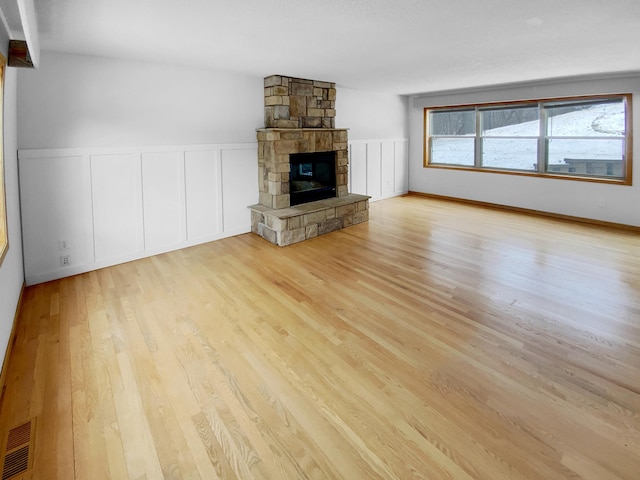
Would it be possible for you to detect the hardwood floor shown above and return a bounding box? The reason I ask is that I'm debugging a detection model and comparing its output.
[1,194,639,479]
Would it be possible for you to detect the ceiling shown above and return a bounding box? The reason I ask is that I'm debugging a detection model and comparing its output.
[28,0,640,95]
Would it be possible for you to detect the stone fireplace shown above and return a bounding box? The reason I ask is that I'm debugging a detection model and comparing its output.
[250,75,369,246]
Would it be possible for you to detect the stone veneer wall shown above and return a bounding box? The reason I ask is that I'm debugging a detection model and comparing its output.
[250,74,370,247]
[264,75,336,129]
[257,128,349,210]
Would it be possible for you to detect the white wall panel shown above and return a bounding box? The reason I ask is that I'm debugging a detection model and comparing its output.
[221,148,259,233]
[381,142,395,197]
[91,153,143,262]
[185,150,221,241]
[142,151,186,251]
[394,141,409,193]
[366,143,382,198]
[20,155,94,279]
[349,143,367,195]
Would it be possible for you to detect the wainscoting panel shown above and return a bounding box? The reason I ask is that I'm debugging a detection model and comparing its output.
[220,147,259,233]
[185,150,221,242]
[19,138,407,285]
[19,154,95,284]
[91,153,143,263]
[19,143,258,285]
[141,151,186,251]
[349,143,368,196]
[348,138,409,201]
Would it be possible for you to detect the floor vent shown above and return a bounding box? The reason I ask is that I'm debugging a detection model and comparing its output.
[1,418,36,480]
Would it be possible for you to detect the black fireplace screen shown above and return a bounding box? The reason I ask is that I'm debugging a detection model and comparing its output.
[289,151,337,206]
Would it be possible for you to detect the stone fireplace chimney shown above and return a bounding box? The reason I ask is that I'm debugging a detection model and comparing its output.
[250,75,370,247]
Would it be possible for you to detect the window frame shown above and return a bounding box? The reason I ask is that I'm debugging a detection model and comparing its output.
[0,55,7,266]
[424,94,633,185]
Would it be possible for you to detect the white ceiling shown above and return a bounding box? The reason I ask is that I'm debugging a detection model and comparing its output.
[29,0,640,95]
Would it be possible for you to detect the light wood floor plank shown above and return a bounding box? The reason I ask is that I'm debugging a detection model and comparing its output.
[1,194,639,479]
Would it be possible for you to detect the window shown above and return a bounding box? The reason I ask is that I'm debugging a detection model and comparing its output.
[425,94,631,184]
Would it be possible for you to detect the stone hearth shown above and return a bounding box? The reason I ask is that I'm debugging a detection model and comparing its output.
[250,75,369,247]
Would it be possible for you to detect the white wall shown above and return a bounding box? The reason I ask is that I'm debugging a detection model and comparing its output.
[336,86,409,140]
[0,67,25,367]
[17,52,265,149]
[408,73,640,227]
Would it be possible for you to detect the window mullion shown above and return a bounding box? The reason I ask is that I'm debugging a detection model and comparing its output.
[538,103,546,173]
[475,108,482,168]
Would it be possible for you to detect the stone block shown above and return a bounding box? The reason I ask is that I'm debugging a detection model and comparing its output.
[291,82,313,96]
[274,140,299,154]
[275,153,290,164]
[279,227,306,247]
[313,81,333,89]
[266,131,281,141]
[320,100,333,109]
[265,95,284,106]
[304,210,327,225]
[325,109,336,117]
[318,218,343,235]
[302,117,322,128]
[316,132,332,151]
[306,224,318,239]
[280,130,304,140]
[336,204,357,217]
[259,191,273,208]
[342,215,354,227]
[274,162,291,173]
[290,96,307,117]
[268,172,281,182]
[258,223,278,244]
[303,132,316,151]
[268,181,282,195]
[273,119,299,129]
[313,87,324,97]
[321,118,334,129]
[264,107,274,127]
[273,194,290,209]
[333,142,347,150]
[307,108,325,117]
[251,211,264,233]
[336,173,347,186]
[337,185,349,197]
[272,105,290,120]
[288,215,302,229]
[264,75,282,87]
[328,88,336,100]
[353,210,369,224]
[273,85,288,95]
[270,216,288,231]
[325,208,336,219]
[337,165,348,174]
[357,200,369,212]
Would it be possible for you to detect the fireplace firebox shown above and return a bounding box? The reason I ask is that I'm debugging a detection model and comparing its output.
[290,151,336,206]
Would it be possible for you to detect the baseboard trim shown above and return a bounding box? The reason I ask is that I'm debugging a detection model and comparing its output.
[407,191,640,233]
[0,282,26,414]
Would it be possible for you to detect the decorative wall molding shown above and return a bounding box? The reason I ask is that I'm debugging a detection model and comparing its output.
[19,138,409,285]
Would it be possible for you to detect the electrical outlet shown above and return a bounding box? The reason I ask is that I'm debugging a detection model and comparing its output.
[598,199,606,208]
[60,255,71,266]
[59,240,69,250]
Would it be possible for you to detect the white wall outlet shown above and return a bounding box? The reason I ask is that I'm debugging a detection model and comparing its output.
[60,255,71,266]
[59,240,69,250]
[598,199,606,208]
